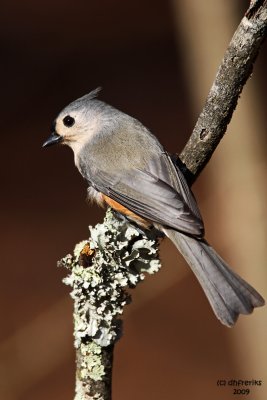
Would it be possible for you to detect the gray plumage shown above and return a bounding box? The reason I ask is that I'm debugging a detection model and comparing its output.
[165,230,262,326]
[44,89,265,327]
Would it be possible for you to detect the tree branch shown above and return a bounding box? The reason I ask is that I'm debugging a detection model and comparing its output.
[58,1,267,399]
[58,210,161,399]
[179,0,267,184]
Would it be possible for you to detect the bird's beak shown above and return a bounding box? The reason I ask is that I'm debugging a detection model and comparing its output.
[42,132,63,148]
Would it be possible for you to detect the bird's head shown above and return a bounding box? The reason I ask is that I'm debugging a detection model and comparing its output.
[42,88,103,154]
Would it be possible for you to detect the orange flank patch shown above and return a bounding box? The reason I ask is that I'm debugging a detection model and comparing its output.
[101,194,151,228]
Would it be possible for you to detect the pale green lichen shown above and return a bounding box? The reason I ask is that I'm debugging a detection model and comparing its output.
[59,208,161,350]
[59,208,161,399]
[80,342,105,381]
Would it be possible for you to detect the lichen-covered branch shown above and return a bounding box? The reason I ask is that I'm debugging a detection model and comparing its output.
[179,0,267,184]
[58,209,161,399]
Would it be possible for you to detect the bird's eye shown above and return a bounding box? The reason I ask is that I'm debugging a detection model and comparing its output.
[63,115,75,127]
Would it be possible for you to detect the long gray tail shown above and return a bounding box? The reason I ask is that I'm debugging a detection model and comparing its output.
[164,229,265,327]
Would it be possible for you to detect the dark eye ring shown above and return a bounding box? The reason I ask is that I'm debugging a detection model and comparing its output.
[63,115,75,127]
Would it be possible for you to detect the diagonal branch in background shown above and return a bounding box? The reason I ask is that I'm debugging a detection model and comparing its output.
[179,0,267,185]
[59,1,267,399]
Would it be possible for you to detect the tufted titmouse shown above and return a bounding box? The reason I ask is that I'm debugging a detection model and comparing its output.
[43,88,264,327]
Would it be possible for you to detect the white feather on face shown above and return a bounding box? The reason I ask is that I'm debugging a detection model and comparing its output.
[55,111,101,155]
[54,89,106,161]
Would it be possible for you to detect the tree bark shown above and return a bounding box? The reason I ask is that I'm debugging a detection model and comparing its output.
[179,0,267,185]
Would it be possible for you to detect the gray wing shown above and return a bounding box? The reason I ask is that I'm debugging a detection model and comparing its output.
[94,152,204,238]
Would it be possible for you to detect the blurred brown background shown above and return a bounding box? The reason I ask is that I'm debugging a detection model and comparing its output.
[1,1,266,399]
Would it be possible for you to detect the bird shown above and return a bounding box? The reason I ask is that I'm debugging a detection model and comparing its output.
[43,88,265,327]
